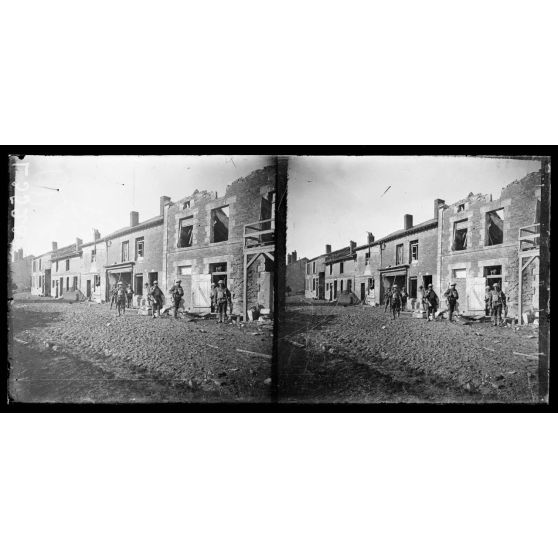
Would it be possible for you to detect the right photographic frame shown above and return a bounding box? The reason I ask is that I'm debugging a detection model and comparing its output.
[278,153,551,405]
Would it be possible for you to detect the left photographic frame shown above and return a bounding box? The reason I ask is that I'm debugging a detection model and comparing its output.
[6,151,285,408]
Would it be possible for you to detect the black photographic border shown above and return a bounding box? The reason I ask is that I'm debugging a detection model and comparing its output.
[2,146,554,413]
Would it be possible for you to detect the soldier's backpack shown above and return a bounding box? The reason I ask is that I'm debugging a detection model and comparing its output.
[491,290,503,305]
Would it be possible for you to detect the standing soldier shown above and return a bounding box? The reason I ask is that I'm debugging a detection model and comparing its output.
[489,282,507,326]
[126,283,134,308]
[169,279,184,319]
[214,280,232,323]
[424,283,439,321]
[484,286,492,317]
[210,282,217,313]
[114,281,127,317]
[384,286,392,313]
[149,280,164,319]
[443,282,459,322]
[400,286,408,311]
[390,285,402,319]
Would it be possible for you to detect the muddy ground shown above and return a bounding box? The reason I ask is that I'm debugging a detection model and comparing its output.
[278,297,542,404]
[8,294,273,403]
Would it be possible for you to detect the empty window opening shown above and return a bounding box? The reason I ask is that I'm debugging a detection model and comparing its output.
[66,277,69,291]
[347,279,352,293]
[183,200,191,210]
[55,261,59,272]
[65,258,70,271]
[410,241,418,262]
[178,217,193,248]
[121,241,129,262]
[486,209,504,246]
[312,261,316,274]
[209,262,227,286]
[259,191,275,224]
[340,280,344,292]
[91,249,96,263]
[135,237,144,259]
[484,265,502,288]
[457,203,465,212]
[211,206,229,243]
[340,262,344,274]
[73,276,78,291]
[396,244,404,265]
[453,220,468,251]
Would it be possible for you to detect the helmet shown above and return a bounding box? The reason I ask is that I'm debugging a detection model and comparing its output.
[493,282,500,287]
[428,284,433,288]
[450,282,456,286]
[153,280,158,284]
[218,280,225,285]
[175,279,182,284]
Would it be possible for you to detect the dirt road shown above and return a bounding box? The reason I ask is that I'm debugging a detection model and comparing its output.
[278,298,541,403]
[8,294,273,403]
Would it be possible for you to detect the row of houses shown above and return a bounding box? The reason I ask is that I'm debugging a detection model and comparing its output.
[29,166,276,318]
[291,170,544,320]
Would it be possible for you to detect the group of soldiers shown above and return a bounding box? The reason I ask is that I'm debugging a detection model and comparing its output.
[383,281,508,325]
[109,278,232,321]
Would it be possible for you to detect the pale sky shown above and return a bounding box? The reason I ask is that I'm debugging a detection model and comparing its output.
[12,155,273,257]
[287,156,543,259]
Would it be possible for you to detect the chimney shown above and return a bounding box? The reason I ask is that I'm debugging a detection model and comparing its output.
[404,214,413,230]
[367,232,375,244]
[349,240,357,253]
[287,253,292,265]
[325,244,332,254]
[93,229,101,242]
[76,237,83,248]
[434,199,445,219]
[52,241,58,252]
[292,250,297,262]
[160,196,171,216]
[130,211,139,227]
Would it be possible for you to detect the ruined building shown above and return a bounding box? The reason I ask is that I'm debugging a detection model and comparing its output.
[11,249,34,292]
[438,171,541,317]
[163,165,276,317]
[286,251,308,295]
[303,170,544,320]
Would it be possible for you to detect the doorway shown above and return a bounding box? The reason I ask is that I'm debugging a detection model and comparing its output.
[86,280,91,298]
[360,282,365,301]
[333,280,338,299]
[409,277,417,298]
[422,275,433,290]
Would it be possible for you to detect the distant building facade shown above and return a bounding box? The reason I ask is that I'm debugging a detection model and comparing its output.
[286,251,307,295]
[11,249,34,292]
